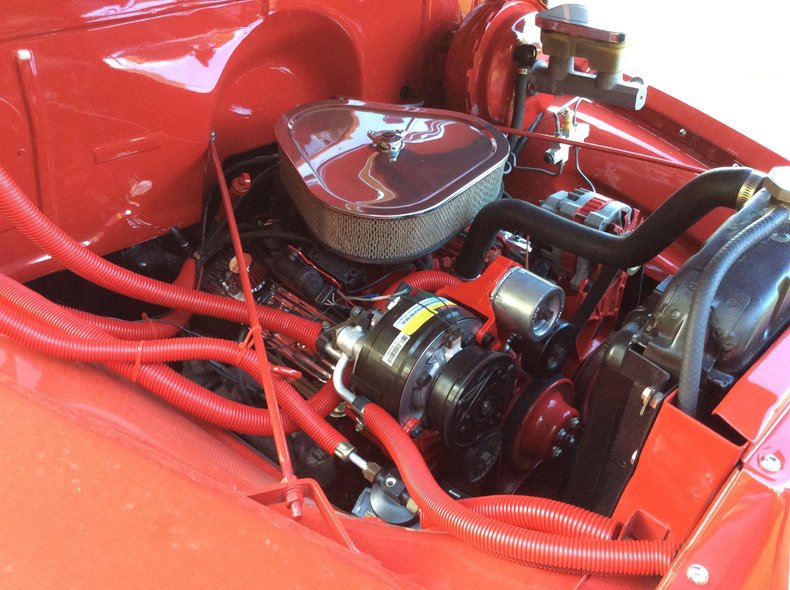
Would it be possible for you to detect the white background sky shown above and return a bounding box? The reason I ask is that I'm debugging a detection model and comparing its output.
[549,1,790,158]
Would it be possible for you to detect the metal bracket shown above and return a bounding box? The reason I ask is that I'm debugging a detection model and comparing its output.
[248,478,358,551]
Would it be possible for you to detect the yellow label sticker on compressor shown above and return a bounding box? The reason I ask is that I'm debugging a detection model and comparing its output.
[392,297,456,336]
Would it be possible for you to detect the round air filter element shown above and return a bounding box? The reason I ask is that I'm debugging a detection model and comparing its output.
[276,99,509,263]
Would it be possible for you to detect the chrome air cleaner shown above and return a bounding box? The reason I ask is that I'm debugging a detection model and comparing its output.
[276,99,509,263]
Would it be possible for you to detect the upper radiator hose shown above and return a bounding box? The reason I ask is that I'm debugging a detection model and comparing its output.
[455,167,764,279]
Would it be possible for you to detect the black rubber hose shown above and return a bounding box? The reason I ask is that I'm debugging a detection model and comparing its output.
[513,111,544,158]
[455,167,763,279]
[508,72,530,150]
[677,206,789,416]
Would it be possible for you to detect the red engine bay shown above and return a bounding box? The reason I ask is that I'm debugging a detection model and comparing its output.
[0,1,788,588]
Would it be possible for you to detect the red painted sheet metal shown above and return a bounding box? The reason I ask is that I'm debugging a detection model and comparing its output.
[620,331,790,588]
[0,1,264,279]
[631,86,789,171]
[715,330,790,443]
[611,393,744,544]
[0,333,658,589]
[0,0,462,282]
[0,338,274,493]
[0,335,410,588]
[658,407,790,589]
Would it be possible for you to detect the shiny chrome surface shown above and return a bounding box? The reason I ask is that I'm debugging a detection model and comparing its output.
[491,267,564,341]
[276,99,509,219]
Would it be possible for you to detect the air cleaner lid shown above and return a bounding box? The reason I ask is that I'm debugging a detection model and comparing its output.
[275,99,509,219]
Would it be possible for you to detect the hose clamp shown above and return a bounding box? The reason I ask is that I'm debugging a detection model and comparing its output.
[736,171,764,209]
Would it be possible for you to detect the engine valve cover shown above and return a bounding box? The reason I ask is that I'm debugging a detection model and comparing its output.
[276,99,509,263]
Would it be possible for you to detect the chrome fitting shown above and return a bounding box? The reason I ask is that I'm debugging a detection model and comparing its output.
[323,343,342,361]
[764,167,790,205]
[334,322,366,360]
[362,460,382,483]
[334,441,357,462]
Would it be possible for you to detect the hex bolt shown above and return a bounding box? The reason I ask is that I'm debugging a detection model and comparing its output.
[362,461,382,484]
[759,454,782,473]
[551,446,563,459]
[686,564,709,586]
[556,428,568,442]
[384,476,397,488]
[569,416,581,429]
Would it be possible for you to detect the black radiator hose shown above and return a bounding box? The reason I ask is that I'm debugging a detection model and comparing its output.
[455,167,764,279]
[677,205,789,417]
